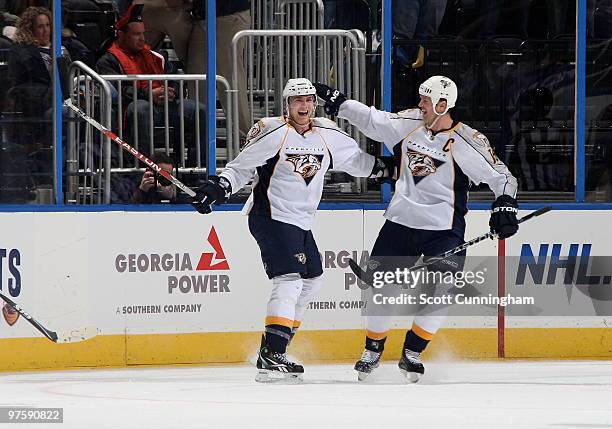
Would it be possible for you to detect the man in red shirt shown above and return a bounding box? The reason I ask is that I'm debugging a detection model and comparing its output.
[96,4,206,167]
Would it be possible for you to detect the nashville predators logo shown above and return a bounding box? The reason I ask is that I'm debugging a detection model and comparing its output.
[406,150,437,177]
[286,154,323,185]
[244,120,265,147]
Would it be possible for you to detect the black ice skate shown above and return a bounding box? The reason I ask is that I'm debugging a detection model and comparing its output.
[354,349,382,381]
[255,344,304,383]
[398,348,424,383]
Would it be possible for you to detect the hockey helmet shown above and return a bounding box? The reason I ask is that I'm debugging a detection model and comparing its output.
[283,78,317,112]
[419,76,457,116]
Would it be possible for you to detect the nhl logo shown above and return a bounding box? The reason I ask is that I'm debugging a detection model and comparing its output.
[294,253,307,265]
[2,303,19,326]
[367,259,380,270]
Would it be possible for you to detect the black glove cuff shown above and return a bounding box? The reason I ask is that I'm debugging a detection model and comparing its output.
[492,195,518,213]
[210,175,232,203]
[370,156,395,178]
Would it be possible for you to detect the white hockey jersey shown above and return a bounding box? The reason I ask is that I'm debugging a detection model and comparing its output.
[338,100,518,231]
[220,116,375,231]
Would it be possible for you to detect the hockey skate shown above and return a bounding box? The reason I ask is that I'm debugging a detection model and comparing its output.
[255,344,304,383]
[398,348,424,383]
[354,349,382,381]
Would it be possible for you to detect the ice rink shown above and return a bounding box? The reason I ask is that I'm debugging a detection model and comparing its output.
[1,361,612,428]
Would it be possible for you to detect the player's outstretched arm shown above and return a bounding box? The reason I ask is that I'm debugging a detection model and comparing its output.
[316,118,394,181]
[314,82,415,150]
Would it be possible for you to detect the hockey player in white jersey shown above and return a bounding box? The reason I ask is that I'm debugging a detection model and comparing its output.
[314,76,519,382]
[192,78,393,382]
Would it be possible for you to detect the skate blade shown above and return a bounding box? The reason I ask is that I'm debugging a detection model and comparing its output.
[255,370,303,384]
[399,368,421,383]
[357,371,370,382]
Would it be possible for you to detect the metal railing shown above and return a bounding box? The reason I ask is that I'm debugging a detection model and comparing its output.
[67,61,233,204]
[251,0,324,30]
[231,29,367,159]
[277,0,324,30]
[67,61,113,204]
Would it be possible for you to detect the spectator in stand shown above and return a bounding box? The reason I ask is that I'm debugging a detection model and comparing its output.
[214,0,251,141]
[137,0,252,140]
[138,0,205,97]
[132,152,177,203]
[8,7,71,117]
[7,6,70,162]
[96,4,206,167]
[393,0,447,68]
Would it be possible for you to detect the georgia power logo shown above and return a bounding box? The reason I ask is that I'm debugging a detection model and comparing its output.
[1,248,22,327]
[114,226,231,294]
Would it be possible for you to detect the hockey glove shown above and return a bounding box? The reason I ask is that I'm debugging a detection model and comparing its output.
[489,195,519,239]
[370,156,395,184]
[191,176,232,214]
[313,82,347,116]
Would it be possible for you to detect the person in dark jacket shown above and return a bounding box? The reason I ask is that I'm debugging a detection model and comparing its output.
[8,6,71,118]
[7,6,70,186]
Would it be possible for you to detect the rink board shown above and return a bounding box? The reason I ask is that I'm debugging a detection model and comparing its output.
[0,210,611,371]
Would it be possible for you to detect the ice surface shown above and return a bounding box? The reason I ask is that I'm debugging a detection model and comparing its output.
[1,361,612,428]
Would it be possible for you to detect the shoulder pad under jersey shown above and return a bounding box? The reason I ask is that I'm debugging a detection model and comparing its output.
[243,117,287,149]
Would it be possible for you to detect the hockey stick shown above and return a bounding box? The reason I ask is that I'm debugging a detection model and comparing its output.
[0,291,99,343]
[348,206,552,285]
[64,99,196,198]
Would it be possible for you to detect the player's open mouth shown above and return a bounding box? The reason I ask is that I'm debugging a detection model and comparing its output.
[298,110,309,117]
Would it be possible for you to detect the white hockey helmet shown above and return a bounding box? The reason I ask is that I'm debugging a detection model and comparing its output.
[419,75,457,116]
[283,78,317,113]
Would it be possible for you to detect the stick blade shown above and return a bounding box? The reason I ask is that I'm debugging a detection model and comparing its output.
[348,258,367,282]
[55,326,100,343]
